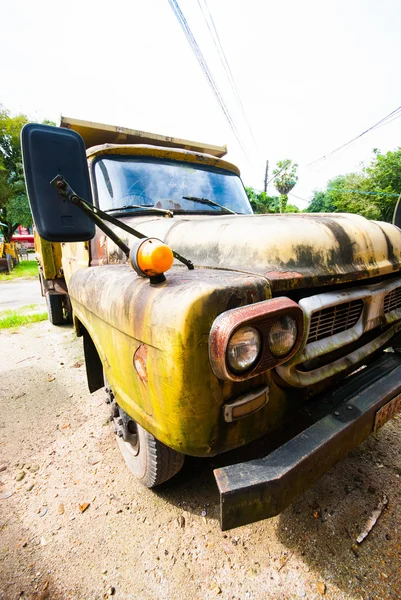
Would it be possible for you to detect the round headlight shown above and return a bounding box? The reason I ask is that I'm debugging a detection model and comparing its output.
[268,315,298,358]
[227,326,261,372]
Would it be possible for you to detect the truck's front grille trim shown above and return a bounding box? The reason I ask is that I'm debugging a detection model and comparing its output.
[277,275,401,388]
[384,287,401,313]
[308,300,364,343]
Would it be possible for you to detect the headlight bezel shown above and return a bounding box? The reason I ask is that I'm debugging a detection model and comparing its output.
[209,297,304,381]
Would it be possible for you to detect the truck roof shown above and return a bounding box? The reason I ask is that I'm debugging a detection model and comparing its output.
[59,116,227,158]
[85,144,240,176]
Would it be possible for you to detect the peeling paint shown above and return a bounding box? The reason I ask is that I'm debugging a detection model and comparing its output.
[67,265,286,456]
[98,212,401,292]
[134,344,148,383]
[54,146,401,468]
[86,144,239,175]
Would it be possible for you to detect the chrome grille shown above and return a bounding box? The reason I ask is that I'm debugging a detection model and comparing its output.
[308,300,364,343]
[384,287,401,313]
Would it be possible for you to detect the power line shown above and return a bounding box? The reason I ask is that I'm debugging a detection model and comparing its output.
[196,0,258,149]
[374,110,401,131]
[265,159,291,187]
[168,0,249,160]
[289,192,309,203]
[305,104,401,169]
[327,187,400,197]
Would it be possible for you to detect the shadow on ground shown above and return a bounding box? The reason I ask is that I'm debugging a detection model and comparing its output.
[156,420,401,599]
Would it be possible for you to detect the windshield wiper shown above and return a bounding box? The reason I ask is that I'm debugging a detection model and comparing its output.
[106,205,173,218]
[182,196,236,214]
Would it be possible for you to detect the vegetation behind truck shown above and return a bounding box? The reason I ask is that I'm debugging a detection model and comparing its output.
[23,118,401,530]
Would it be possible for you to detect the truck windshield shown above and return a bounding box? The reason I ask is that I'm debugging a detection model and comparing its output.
[94,156,253,215]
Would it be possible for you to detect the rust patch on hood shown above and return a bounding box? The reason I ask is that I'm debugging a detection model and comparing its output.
[90,229,108,267]
[264,270,304,280]
[134,344,148,383]
[101,212,401,292]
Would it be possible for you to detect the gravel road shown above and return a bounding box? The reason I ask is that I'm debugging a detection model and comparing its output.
[0,322,400,600]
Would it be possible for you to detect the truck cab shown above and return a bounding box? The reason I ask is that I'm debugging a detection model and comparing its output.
[24,118,401,530]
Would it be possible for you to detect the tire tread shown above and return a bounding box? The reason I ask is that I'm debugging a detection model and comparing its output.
[46,293,64,325]
[143,430,184,487]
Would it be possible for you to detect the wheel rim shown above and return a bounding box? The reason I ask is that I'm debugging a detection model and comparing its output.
[120,419,140,456]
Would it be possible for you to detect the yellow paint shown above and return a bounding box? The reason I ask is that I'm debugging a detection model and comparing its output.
[61,241,90,286]
[60,115,228,157]
[114,212,401,291]
[33,137,401,461]
[4,243,16,259]
[86,144,240,176]
[68,265,281,456]
[34,232,63,280]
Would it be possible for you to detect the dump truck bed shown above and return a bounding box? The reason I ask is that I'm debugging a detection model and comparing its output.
[59,116,227,157]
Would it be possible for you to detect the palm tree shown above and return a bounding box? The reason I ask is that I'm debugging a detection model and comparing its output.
[273,160,298,213]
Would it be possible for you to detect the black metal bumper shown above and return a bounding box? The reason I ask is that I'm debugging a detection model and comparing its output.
[214,352,401,530]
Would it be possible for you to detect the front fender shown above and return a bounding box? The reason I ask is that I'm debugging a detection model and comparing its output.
[68,264,290,456]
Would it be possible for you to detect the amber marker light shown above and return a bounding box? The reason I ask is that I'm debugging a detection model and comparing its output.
[130,238,174,283]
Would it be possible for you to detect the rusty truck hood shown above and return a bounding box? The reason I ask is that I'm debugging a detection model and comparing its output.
[112,212,401,292]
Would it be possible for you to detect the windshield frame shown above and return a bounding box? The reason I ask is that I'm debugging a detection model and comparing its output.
[91,154,253,216]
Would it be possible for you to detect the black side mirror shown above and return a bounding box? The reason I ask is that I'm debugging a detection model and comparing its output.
[21,124,95,242]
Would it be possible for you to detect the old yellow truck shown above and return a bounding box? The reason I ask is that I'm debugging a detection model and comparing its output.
[22,118,401,529]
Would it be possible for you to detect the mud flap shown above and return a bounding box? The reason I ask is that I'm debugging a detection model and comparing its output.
[82,329,104,393]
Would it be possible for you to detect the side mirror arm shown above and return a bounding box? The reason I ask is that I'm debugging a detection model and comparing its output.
[51,175,131,256]
[50,175,194,269]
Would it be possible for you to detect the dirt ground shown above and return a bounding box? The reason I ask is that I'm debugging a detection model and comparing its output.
[0,321,400,600]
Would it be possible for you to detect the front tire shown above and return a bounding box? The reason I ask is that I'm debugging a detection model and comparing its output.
[105,378,184,487]
[116,422,184,487]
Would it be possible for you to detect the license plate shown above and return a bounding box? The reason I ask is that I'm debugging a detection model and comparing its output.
[374,393,401,432]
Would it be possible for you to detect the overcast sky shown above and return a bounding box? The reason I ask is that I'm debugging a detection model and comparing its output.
[1,0,401,208]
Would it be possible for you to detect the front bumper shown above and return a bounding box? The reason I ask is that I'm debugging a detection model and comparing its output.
[214,352,401,530]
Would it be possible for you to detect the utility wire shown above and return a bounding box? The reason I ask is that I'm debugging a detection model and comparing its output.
[289,192,309,203]
[374,110,401,131]
[168,0,249,160]
[327,187,400,197]
[305,104,401,168]
[196,0,258,150]
[265,159,291,187]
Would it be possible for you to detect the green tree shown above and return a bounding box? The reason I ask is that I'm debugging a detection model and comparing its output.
[305,190,335,213]
[284,203,300,213]
[306,173,378,217]
[273,159,298,213]
[306,148,401,222]
[245,186,279,213]
[365,148,401,221]
[245,186,299,214]
[0,107,30,242]
[326,173,381,220]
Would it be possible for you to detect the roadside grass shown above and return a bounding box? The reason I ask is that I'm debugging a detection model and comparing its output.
[0,260,38,281]
[0,304,47,329]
